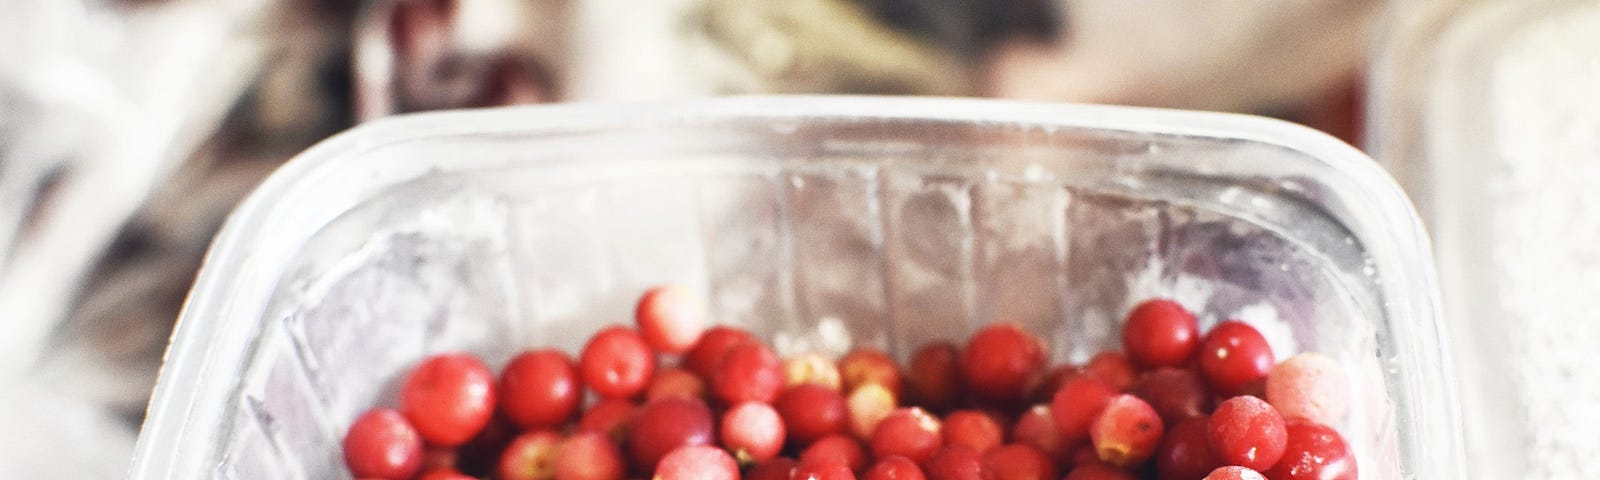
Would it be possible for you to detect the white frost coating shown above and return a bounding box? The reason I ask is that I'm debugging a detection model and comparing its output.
[1233,302,1300,360]
[1488,6,1600,478]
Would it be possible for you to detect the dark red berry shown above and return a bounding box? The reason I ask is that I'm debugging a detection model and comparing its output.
[1009,405,1068,465]
[401,352,497,446]
[801,434,868,473]
[500,350,581,430]
[1156,417,1221,480]
[627,397,715,471]
[907,342,962,411]
[865,455,927,480]
[1122,299,1200,368]
[942,410,1003,454]
[870,407,944,465]
[580,326,656,399]
[1198,321,1274,396]
[924,445,993,480]
[554,432,625,480]
[1062,464,1136,480]
[749,458,800,480]
[712,341,784,404]
[646,366,707,402]
[576,398,636,443]
[343,408,423,479]
[1131,367,1213,424]
[684,326,756,380]
[1050,376,1117,443]
[1264,420,1356,480]
[777,384,849,445]
[983,444,1057,480]
[795,460,859,480]
[960,324,1047,404]
[1081,352,1136,392]
[1208,396,1287,471]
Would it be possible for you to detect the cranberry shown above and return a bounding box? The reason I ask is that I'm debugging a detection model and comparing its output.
[960,324,1047,404]
[684,326,756,380]
[906,342,962,411]
[801,434,869,472]
[1081,352,1136,392]
[1155,417,1221,480]
[1026,365,1078,404]
[1265,353,1350,425]
[983,444,1057,480]
[496,430,562,480]
[635,284,707,354]
[924,445,993,480]
[1009,405,1068,464]
[1089,394,1164,467]
[576,398,636,442]
[627,397,714,471]
[1122,299,1200,368]
[787,351,845,390]
[1204,466,1267,480]
[343,408,423,479]
[778,384,850,445]
[796,460,860,480]
[865,455,927,480]
[655,445,738,480]
[1197,321,1274,396]
[1050,376,1117,443]
[749,457,800,480]
[401,352,497,446]
[1070,443,1105,470]
[580,326,656,399]
[554,432,625,480]
[712,341,784,404]
[942,410,1003,454]
[1208,396,1287,471]
[840,348,904,397]
[722,401,787,464]
[1131,367,1213,424]
[499,350,581,430]
[847,383,898,440]
[454,415,515,476]
[1263,420,1356,480]
[646,366,707,402]
[1062,464,1136,480]
[422,447,457,473]
[870,407,944,465]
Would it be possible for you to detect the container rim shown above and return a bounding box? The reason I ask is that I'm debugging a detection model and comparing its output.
[129,95,1459,478]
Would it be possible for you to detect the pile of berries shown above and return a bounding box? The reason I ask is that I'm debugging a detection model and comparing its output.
[342,286,1356,480]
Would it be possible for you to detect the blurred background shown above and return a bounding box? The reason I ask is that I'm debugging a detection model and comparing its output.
[0,0,1594,477]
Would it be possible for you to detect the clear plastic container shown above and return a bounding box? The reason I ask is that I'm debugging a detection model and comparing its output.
[1370,1,1600,477]
[129,96,1459,479]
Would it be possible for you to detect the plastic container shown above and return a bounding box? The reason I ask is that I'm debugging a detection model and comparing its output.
[130,96,1459,479]
[1370,1,1600,477]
